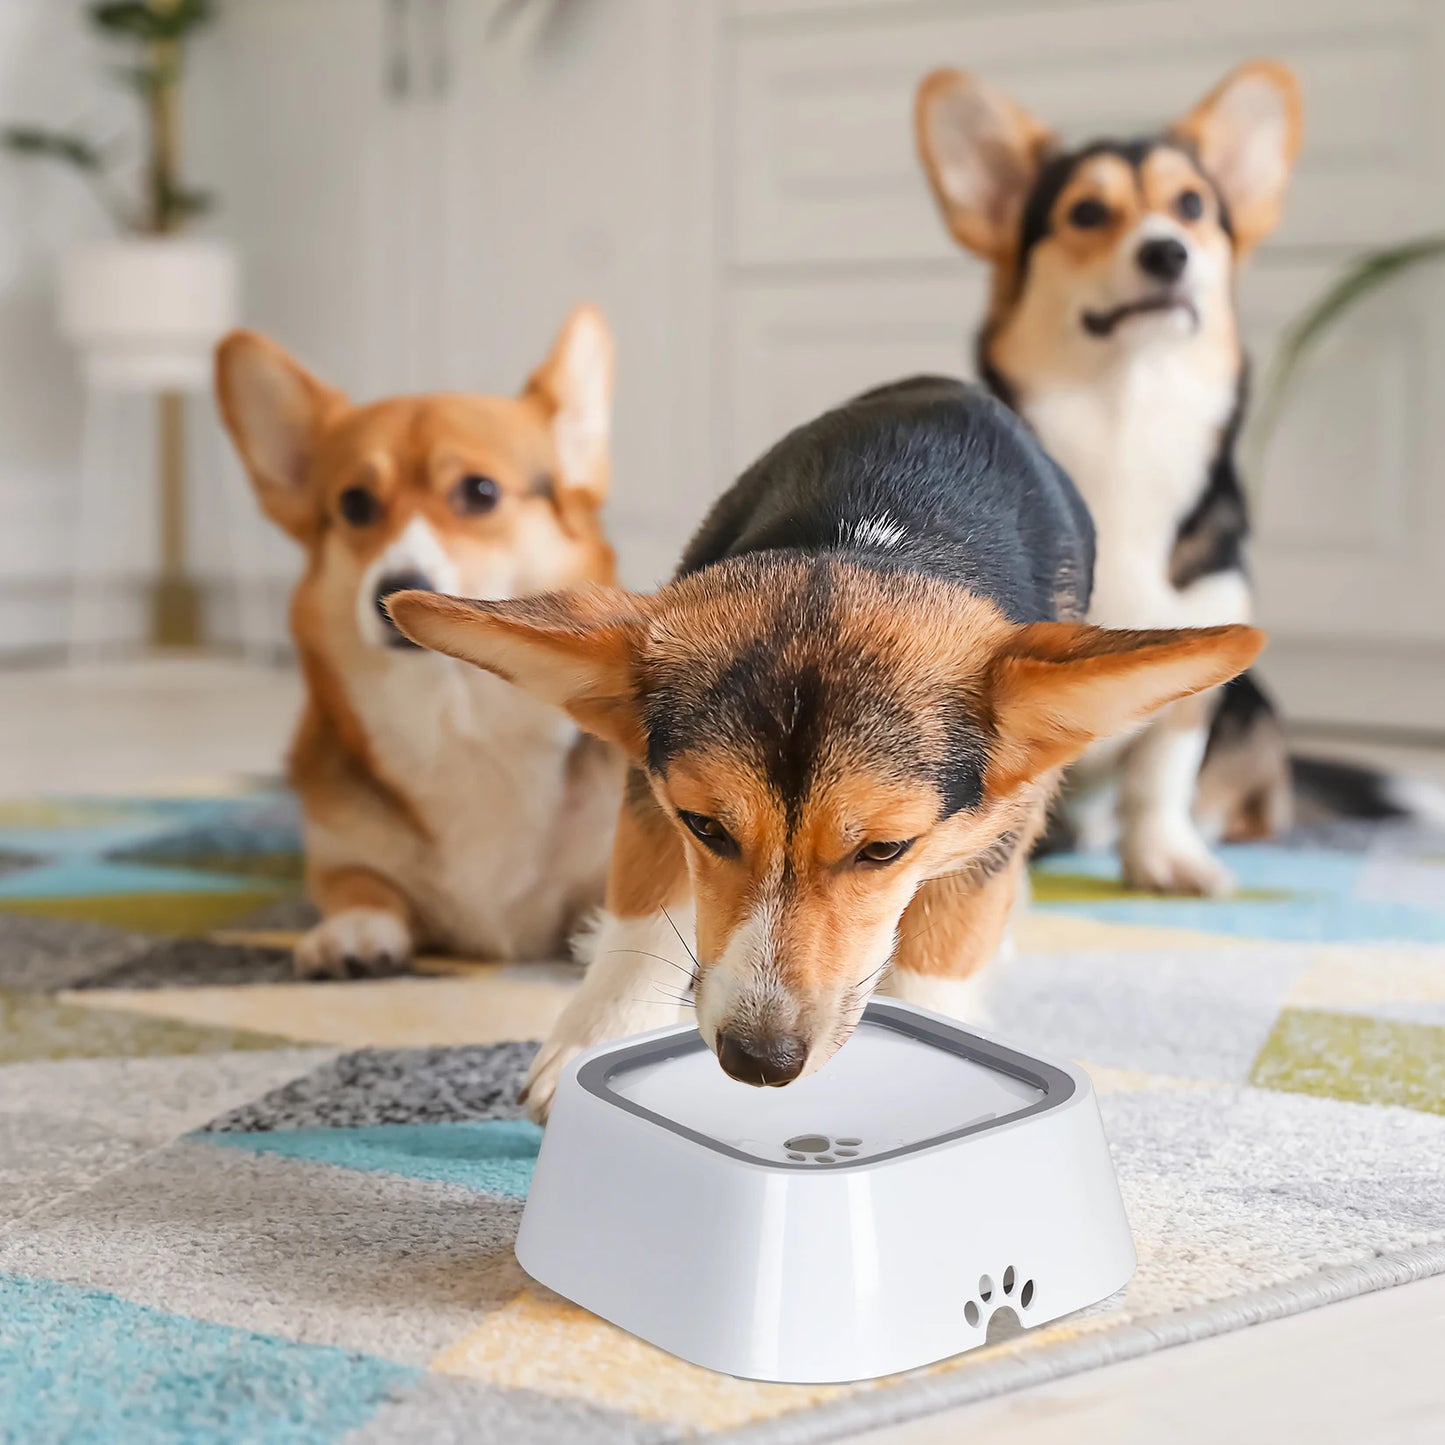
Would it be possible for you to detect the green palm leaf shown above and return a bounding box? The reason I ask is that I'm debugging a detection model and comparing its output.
[1252,235,1445,471]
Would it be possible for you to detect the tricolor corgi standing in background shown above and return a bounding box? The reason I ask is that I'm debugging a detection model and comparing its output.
[216,306,622,976]
[916,61,1302,895]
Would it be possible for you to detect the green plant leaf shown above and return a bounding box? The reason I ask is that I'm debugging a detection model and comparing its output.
[90,0,215,43]
[0,126,106,171]
[89,2,167,40]
[1252,235,1445,468]
[113,61,181,95]
[159,183,214,225]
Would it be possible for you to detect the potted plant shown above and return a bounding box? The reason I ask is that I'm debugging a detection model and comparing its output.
[4,0,236,648]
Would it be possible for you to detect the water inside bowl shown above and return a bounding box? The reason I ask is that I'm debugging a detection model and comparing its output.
[600,1016,1044,1164]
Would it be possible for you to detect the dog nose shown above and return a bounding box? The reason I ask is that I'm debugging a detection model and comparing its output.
[1136,237,1188,283]
[716,1031,808,1087]
[374,571,432,622]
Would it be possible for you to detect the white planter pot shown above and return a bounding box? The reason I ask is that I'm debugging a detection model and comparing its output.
[59,237,240,391]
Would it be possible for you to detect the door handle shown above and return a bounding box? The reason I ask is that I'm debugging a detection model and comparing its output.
[386,0,411,100]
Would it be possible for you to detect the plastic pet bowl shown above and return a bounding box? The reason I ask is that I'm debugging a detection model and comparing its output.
[516,998,1135,1383]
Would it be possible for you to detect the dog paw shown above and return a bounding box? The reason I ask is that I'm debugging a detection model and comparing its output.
[520,1037,582,1126]
[520,1010,627,1125]
[294,908,413,980]
[521,994,681,1125]
[1121,821,1234,898]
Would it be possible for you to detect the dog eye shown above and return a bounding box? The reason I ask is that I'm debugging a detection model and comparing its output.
[857,839,913,866]
[338,486,382,527]
[679,811,735,853]
[1067,198,1109,230]
[1175,189,1204,221]
[452,474,501,515]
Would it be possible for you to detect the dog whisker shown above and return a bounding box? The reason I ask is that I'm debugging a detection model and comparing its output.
[604,947,696,982]
[627,993,696,1011]
[660,905,700,971]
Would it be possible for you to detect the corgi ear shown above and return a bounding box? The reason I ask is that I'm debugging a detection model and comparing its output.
[915,69,1054,260]
[385,584,650,755]
[1171,61,1303,255]
[215,330,348,542]
[987,623,1265,792]
[524,304,614,505]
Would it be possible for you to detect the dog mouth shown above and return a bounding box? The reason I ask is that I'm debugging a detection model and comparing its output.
[1082,294,1199,338]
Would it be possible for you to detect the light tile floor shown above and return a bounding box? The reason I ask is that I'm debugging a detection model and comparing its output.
[2,656,1443,1444]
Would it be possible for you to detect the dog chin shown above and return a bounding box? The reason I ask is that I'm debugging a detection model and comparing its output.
[1081,296,1200,340]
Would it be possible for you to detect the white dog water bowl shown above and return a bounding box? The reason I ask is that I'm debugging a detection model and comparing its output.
[516,999,1135,1383]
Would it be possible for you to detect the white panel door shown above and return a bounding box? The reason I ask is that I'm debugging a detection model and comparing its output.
[188,0,401,399]
[440,0,720,588]
[186,0,447,643]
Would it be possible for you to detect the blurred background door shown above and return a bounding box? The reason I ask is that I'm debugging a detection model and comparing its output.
[1,0,1442,737]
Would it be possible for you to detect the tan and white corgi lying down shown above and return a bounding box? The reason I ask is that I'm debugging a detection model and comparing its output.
[215,306,623,977]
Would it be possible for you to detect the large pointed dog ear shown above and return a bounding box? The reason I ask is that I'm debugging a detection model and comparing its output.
[385,584,651,755]
[215,330,349,542]
[987,623,1264,792]
[1171,61,1303,255]
[916,69,1055,260]
[523,304,614,506]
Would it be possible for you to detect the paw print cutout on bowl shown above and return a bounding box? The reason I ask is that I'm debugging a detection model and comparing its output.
[783,1133,863,1164]
[963,1264,1035,1328]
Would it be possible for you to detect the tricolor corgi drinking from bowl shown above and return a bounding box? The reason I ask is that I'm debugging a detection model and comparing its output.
[391,378,1261,1119]
[916,61,1302,894]
[215,306,622,977]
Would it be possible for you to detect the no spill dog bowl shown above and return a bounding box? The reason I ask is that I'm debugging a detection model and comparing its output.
[516,999,1135,1382]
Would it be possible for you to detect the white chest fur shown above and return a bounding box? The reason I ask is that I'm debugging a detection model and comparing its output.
[1022,352,1251,631]
[332,652,615,958]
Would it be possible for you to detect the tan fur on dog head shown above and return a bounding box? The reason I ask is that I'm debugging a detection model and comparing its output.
[391,561,1262,1075]
[215,305,618,837]
[216,305,615,636]
[916,62,1301,391]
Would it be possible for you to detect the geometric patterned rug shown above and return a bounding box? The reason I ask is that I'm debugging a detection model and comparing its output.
[2,787,1444,1443]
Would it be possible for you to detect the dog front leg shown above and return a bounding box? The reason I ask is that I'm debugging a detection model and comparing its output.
[1118,693,1233,897]
[882,845,1029,1027]
[296,865,417,978]
[522,777,694,1124]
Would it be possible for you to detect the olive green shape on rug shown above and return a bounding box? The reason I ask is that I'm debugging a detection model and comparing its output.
[1031,872,1289,905]
[1249,1007,1445,1116]
[0,889,293,934]
[0,990,296,1064]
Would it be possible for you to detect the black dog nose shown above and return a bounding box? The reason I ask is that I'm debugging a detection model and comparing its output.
[374,571,432,622]
[716,1031,808,1087]
[1136,237,1189,282]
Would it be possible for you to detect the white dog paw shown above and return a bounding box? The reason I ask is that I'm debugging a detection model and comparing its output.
[1121,821,1234,898]
[521,993,682,1124]
[294,908,413,980]
[521,1005,638,1125]
[520,1037,581,1126]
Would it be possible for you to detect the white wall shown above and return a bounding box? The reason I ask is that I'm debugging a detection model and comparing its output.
[0,1,147,652]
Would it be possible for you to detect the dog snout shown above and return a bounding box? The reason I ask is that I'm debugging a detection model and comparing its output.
[716,1029,808,1088]
[1136,236,1189,283]
[375,572,432,644]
